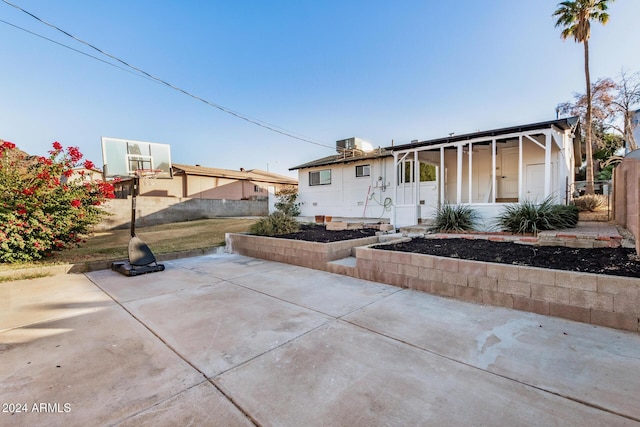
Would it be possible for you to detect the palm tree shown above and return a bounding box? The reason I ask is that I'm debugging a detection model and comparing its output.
[554,0,613,195]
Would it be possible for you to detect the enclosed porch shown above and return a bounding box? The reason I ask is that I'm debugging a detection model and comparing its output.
[389,118,579,228]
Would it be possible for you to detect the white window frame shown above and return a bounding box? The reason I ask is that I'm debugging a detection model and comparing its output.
[355,164,370,177]
[309,169,331,186]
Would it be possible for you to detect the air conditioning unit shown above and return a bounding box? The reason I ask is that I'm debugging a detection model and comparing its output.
[336,137,373,153]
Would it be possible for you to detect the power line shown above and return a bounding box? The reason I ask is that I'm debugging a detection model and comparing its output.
[0,19,156,83]
[1,0,335,150]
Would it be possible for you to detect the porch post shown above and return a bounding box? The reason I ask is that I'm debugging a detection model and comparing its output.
[468,142,473,203]
[414,150,419,207]
[393,152,398,226]
[440,147,445,205]
[545,131,552,198]
[491,139,496,203]
[518,135,523,201]
[456,145,462,204]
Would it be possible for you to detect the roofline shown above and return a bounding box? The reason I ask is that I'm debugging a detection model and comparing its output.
[289,150,393,171]
[172,164,297,184]
[386,117,579,151]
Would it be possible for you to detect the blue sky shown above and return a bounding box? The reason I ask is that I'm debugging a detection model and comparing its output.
[1,1,639,178]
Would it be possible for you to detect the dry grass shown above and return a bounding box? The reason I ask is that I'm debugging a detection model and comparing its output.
[0,217,258,272]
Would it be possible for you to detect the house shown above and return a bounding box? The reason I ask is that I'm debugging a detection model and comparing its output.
[291,118,580,228]
[113,164,298,200]
[290,139,395,220]
[63,167,104,185]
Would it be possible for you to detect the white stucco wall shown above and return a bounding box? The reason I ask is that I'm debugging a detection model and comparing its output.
[297,158,395,220]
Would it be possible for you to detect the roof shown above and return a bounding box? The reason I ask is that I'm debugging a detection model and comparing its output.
[386,117,580,151]
[172,164,297,185]
[289,148,392,171]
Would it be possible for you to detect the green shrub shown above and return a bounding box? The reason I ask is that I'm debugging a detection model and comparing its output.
[572,194,605,212]
[496,198,578,234]
[429,203,479,232]
[274,186,301,217]
[250,212,300,236]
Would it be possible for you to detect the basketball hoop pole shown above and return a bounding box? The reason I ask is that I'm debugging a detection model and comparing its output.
[130,176,139,238]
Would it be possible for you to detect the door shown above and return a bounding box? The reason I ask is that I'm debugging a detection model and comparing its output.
[498,147,518,201]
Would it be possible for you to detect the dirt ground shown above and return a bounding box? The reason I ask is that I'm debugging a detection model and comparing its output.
[278,225,639,278]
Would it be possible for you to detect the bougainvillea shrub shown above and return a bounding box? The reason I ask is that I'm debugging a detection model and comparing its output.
[0,140,117,262]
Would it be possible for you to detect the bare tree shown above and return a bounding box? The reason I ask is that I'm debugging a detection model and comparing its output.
[610,69,640,151]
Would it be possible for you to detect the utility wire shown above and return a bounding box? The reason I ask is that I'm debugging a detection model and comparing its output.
[1,0,334,150]
[0,19,156,83]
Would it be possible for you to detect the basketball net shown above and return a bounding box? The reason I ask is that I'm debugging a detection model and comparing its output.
[134,169,161,186]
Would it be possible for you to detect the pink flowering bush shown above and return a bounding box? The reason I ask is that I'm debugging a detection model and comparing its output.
[0,140,116,262]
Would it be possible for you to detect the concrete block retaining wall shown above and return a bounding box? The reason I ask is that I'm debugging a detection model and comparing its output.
[226,233,379,271]
[226,233,640,332]
[354,246,640,333]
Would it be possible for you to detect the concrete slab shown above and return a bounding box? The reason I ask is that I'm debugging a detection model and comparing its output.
[230,263,400,317]
[344,289,640,421]
[4,254,640,425]
[170,253,285,280]
[123,281,331,377]
[86,262,219,303]
[0,305,205,426]
[0,274,114,332]
[216,321,631,426]
[117,382,253,426]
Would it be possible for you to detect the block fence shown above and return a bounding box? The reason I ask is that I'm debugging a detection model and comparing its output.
[613,157,640,256]
[95,197,268,231]
[226,233,640,333]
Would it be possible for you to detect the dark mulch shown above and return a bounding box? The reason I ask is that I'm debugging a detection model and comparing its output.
[372,238,640,278]
[275,224,378,243]
[271,224,639,277]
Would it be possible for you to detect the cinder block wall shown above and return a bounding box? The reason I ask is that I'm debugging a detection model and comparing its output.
[95,197,268,230]
[227,233,379,271]
[355,246,640,332]
[614,159,640,255]
[226,234,640,332]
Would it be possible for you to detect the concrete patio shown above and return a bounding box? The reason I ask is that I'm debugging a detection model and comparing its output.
[1,253,639,426]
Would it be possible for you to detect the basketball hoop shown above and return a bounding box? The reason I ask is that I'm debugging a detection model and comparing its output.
[135,169,162,186]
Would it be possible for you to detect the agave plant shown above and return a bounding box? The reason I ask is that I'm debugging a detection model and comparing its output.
[496,197,578,234]
[429,203,479,232]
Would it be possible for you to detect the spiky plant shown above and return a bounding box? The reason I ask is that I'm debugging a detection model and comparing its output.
[429,203,479,232]
[496,197,579,234]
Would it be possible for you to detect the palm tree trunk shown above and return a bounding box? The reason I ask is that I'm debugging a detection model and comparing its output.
[584,39,595,194]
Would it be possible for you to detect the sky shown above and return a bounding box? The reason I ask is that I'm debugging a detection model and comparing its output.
[1,1,639,178]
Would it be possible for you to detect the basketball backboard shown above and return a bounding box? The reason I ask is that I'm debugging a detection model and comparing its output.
[101,137,172,179]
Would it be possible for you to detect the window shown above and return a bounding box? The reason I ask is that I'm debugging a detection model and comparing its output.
[309,169,331,186]
[253,185,263,193]
[397,161,437,184]
[420,164,436,182]
[355,164,370,177]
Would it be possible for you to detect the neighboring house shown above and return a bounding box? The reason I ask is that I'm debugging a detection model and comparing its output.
[632,108,640,152]
[291,118,580,228]
[112,164,298,200]
[62,167,104,184]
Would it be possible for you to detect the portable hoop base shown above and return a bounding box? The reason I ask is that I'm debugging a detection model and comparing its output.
[111,260,165,276]
[112,176,165,277]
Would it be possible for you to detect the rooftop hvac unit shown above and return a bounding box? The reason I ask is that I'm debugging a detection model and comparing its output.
[336,137,372,153]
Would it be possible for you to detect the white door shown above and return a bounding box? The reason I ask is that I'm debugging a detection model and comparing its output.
[525,163,552,202]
